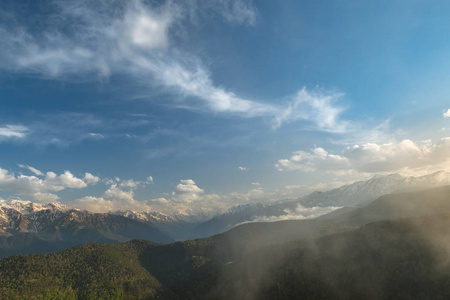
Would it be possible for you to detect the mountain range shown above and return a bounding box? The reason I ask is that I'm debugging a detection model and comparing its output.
[3,185,450,298]
[1,170,450,257]
[0,200,173,258]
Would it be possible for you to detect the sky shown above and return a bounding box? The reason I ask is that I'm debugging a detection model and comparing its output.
[1,0,450,216]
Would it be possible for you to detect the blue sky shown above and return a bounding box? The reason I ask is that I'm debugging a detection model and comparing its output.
[1,0,450,216]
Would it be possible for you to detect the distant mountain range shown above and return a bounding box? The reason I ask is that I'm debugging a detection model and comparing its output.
[0,200,173,258]
[1,170,449,256]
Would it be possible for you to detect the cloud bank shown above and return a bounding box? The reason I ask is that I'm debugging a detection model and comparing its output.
[276,138,450,175]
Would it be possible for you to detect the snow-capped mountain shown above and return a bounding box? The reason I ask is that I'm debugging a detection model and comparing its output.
[0,200,174,258]
[301,171,450,208]
[113,210,179,225]
[299,173,405,207]
[0,200,71,233]
[1,199,70,214]
[190,171,450,238]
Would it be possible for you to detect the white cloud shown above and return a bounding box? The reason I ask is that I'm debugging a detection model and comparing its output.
[276,147,351,172]
[83,173,100,185]
[444,109,450,118]
[103,184,134,202]
[146,179,225,217]
[238,166,248,171]
[73,175,156,213]
[0,167,98,201]
[175,179,204,195]
[273,88,347,132]
[0,125,29,138]
[74,182,152,213]
[276,137,450,175]
[33,192,60,202]
[119,179,141,188]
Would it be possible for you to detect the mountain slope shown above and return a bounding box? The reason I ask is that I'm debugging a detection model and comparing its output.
[208,213,450,300]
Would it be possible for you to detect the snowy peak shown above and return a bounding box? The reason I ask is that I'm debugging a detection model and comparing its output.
[301,171,450,208]
[0,200,71,215]
[113,210,179,225]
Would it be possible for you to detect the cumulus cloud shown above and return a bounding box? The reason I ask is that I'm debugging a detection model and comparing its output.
[0,125,29,139]
[238,166,248,171]
[0,167,98,201]
[276,138,450,175]
[444,109,450,118]
[175,179,204,194]
[145,179,226,217]
[83,173,100,185]
[73,175,156,213]
[119,179,141,189]
[0,0,348,131]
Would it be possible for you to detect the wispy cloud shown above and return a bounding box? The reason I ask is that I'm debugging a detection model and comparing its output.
[0,0,349,132]
[17,164,44,176]
[273,88,348,132]
[0,125,29,139]
[276,137,450,175]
